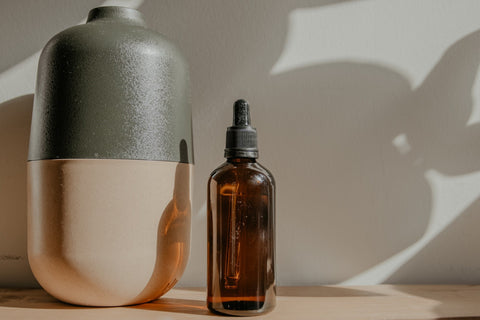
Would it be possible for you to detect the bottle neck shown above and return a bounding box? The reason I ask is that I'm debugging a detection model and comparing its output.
[227,157,256,164]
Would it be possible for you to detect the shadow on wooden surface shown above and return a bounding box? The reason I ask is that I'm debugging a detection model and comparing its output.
[133,297,214,316]
[389,285,480,320]
[0,289,86,309]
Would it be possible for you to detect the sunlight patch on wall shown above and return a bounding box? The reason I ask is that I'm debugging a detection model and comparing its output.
[271,0,480,89]
[341,169,480,285]
[392,133,411,155]
[194,201,207,221]
[467,69,480,126]
[0,53,39,103]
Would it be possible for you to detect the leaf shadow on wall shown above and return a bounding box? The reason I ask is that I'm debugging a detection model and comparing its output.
[386,28,480,309]
[384,30,480,283]
[139,0,480,286]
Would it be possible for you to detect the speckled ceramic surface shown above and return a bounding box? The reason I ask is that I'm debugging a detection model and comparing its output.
[29,6,193,163]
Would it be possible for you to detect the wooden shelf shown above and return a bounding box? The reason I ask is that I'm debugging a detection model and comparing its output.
[1,285,480,319]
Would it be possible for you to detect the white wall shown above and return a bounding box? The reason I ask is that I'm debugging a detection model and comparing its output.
[2,0,480,287]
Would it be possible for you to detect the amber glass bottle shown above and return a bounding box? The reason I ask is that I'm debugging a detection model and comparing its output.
[207,99,276,316]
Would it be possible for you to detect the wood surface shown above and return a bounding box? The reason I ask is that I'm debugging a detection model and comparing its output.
[1,285,480,319]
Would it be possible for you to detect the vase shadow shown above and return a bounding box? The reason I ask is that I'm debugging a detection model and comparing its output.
[0,288,87,309]
[0,94,38,287]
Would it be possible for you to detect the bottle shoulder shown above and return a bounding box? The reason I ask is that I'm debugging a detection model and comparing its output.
[256,161,276,186]
[208,162,230,179]
[208,160,275,188]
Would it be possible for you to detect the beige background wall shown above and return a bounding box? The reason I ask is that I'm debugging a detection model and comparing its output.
[2,0,480,287]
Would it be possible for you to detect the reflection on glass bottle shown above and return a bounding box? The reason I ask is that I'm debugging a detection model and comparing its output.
[222,183,241,289]
[207,100,276,316]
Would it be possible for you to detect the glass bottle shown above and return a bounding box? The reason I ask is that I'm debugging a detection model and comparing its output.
[207,99,276,316]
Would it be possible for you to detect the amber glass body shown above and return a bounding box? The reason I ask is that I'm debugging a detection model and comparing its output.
[207,157,275,316]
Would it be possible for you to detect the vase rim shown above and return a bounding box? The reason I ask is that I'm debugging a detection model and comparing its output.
[86,6,146,26]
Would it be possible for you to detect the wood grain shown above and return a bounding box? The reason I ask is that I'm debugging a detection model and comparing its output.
[1,285,480,319]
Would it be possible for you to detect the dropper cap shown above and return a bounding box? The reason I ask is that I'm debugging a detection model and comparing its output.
[224,99,258,158]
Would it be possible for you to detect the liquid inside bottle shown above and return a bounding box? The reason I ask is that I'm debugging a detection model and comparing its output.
[207,100,276,316]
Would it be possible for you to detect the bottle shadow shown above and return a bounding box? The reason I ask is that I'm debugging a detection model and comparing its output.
[133,297,212,316]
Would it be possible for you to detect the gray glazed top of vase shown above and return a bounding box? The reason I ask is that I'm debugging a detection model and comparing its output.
[28,6,193,163]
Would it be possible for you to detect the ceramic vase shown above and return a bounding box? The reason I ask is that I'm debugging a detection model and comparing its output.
[27,6,193,306]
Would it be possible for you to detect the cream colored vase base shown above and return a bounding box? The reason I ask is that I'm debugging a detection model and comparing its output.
[27,159,192,306]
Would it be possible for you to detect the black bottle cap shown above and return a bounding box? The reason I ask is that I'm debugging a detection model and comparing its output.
[224,99,258,159]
